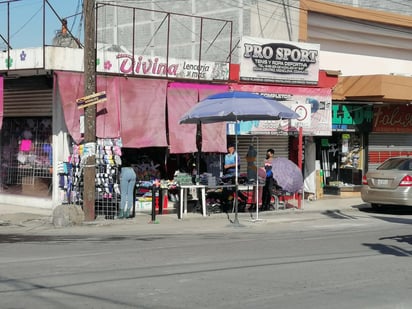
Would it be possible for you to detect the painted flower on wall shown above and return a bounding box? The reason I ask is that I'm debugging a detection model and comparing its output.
[5,57,13,68]
[20,51,26,61]
[104,60,112,71]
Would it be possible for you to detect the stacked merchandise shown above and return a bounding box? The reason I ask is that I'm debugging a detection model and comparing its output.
[70,138,123,219]
[174,173,193,185]
[199,173,216,186]
[57,161,74,204]
[134,180,171,213]
[135,181,155,212]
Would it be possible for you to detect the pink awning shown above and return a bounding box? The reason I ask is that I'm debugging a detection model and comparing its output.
[119,78,168,148]
[167,86,198,153]
[167,82,228,154]
[0,76,3,130]
[199,88,228,153]
[54,71,168,147]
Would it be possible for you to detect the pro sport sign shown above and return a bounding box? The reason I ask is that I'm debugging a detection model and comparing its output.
[240,36,320,85]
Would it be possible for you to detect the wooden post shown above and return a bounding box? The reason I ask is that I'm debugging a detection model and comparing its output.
[83,0,96,221]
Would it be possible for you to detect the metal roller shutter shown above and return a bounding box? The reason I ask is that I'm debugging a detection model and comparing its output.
[368,133,412,169]
[230,135,289,175]
[3,76,53,117]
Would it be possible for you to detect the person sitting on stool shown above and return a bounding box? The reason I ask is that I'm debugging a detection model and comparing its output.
[224,143,239,177]
[222,143,247,212]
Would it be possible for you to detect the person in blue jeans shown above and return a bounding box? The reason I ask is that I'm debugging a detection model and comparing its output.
[119,159,137,219]
[262,148,275,211]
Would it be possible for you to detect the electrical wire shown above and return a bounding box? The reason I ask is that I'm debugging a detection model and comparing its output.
[0,0,85,46]
[255,0,412,38]
[210,0,412,59]
[70,0,83,33]
[6,0,412,46]
[4,0,412,62]
[75,0,84,40]
[6,0,412,52]
[10,3,42,39]
[94,0,412,62]
[0,0,21,4]
[149,1,233,60]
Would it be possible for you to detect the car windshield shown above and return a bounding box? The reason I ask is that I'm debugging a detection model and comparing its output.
[377,158,412,171]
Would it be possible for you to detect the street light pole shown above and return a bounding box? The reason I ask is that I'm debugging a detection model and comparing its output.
[83,0,96,221]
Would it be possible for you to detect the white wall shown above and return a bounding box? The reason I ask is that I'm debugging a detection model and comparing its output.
[319,51,412,76]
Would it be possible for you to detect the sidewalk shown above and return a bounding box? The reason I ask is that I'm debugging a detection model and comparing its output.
[0,195,365,233]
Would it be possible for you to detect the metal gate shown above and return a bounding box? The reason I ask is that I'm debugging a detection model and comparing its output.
[233,135,289,175]
[368,133,412,169]
[3,76,53,117]
[0,76,53,195]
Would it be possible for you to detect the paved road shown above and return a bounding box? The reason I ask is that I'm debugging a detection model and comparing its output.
[0,205,411,309]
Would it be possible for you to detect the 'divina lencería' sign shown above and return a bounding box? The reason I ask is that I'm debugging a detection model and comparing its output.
[240,36,320,85]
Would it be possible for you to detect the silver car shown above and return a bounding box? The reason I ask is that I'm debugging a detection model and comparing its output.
[361,157,412,208]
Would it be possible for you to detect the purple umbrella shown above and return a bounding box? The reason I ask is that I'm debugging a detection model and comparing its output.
[271,157,303,193]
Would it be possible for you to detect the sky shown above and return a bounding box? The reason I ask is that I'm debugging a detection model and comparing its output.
[0,0,83,49]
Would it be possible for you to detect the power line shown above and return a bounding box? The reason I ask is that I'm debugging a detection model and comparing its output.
[9,3,42,40]
[5,0,412,58]
[99,0,412,62]
[0,0,21,4]
[242,0,412,43]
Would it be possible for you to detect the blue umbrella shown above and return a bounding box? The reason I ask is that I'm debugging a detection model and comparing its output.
[179,91,299,124]
[179,91,299,224]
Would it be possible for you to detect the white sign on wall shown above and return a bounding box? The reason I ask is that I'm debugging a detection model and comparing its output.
[290,103,312,128]
[240,36,320,85]
[1,47,230,82]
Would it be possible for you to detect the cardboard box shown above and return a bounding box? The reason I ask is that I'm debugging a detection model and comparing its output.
[135,195,169,212]
[135,200,153,211]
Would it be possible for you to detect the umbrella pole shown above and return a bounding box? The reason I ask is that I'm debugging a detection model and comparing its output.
[255,136,260,220]
[233,120,240,225]
[298,127,303,209]
[197,124,201,183]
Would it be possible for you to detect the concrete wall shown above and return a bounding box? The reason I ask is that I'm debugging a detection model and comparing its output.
[320,51,412,76]
[97,0,300,64]
[99,1,412,76]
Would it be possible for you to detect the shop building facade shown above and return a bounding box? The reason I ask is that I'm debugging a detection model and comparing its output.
[333,75,412,172]
[300,0,412,190]
[2,0,412,209]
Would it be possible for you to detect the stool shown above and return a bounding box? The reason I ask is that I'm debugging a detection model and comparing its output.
[272,189,289,210]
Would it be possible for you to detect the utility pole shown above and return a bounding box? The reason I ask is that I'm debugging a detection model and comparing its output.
[83,0,96,221]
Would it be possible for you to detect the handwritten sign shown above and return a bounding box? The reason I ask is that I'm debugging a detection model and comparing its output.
[373,105,412,133]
